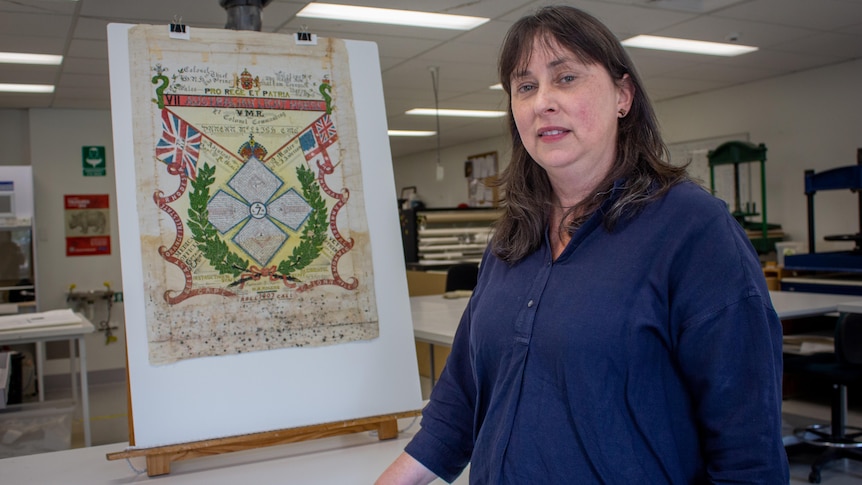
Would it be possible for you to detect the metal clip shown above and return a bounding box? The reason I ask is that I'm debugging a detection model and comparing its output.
[295,25,318,45]
[169,15,190,40]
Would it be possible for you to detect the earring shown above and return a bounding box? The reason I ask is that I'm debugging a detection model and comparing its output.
[618,108,627,118]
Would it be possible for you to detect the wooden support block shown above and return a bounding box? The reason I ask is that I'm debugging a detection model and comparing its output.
[107,410,421,477]
[146,454,172,476]
[377,419,398,440]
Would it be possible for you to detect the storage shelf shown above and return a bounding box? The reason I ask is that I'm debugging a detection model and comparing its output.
[401,208,499,267]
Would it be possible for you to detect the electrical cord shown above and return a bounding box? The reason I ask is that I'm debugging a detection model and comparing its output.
[125,457,147,475]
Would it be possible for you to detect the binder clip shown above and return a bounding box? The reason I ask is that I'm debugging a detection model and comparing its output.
[295,26,317,46]
[169,15,190,40]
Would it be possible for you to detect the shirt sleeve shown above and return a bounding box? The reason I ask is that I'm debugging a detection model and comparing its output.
[404,302,477,483]
[671,212,789,483]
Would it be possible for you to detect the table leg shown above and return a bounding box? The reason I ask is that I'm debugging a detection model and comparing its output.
[36,341,45,402]
[429,343,436,388]
[78,336,91,447]
[68,340,79,407]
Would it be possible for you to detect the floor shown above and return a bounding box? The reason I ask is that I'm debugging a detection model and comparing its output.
[7,377,862,483]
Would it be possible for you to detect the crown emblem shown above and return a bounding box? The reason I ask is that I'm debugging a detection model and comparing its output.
[235,68,259,90]
[238,134,268,160]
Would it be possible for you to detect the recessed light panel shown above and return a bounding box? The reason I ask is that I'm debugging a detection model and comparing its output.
[622,35,757,56]
[297,3,489,30]
[0,84,55,93]
[388,130,437,137]
[0,52,63,65]
[406,108,506,118]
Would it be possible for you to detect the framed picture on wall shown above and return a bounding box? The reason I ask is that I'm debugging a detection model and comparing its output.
[466,151,498,207]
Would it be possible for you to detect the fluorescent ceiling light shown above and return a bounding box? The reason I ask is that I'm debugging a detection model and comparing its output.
[388,130,437,137]
[297,3,489,30]
[489,83,503,90]
[0,83,55,93]
[406,108,506,118]
[621,35,757,56]
[0,52,63,65]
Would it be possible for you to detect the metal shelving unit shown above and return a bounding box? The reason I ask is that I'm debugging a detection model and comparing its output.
[400,208,500,268]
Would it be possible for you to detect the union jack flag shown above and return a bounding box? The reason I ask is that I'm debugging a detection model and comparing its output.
[299,114,338,167]
[313,114,337,145]
[155,109,201,179]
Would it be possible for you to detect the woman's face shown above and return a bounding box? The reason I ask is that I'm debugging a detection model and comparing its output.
[510,38,632,185]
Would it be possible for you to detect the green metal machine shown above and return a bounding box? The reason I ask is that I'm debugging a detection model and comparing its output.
[707,141,783,253]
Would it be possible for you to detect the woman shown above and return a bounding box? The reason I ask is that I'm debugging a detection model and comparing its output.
[378,6,788,484]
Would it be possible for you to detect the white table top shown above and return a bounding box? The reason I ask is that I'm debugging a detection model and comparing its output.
[837,300,862,314]
[768,291,862,319]
[0,417,467,484]
[411,295,469,346]
[410,291,862,348]
[0,313,95,343]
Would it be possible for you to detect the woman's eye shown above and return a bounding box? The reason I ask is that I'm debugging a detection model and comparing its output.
[516,84,534,94]
[560,74,575,83]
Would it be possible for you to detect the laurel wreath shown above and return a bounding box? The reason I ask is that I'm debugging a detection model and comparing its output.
[277,164,329,277]
[186,162,328,281]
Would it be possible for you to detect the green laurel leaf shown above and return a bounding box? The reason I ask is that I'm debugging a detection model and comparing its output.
[187,163,249,277]
[277,164,329,277]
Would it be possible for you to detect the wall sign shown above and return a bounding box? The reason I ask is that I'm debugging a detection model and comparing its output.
[82,146,106,177]
[466,151,499,207]
[64,194,110,256]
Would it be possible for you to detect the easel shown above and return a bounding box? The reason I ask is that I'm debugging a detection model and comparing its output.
[106,405,420,476]
[105,6,424,477]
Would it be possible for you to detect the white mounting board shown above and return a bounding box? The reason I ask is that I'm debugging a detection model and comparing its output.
[108,23,421,448]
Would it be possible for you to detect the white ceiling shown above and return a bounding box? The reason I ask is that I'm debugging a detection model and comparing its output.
[1,0,861,159]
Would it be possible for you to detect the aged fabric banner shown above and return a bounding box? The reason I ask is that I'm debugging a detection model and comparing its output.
[126,26,378,365]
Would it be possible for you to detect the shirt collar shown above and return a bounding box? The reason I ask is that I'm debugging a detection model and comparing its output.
[546,177,629,263]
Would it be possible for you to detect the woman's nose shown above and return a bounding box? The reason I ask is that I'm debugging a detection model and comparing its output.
[534,86,557,114]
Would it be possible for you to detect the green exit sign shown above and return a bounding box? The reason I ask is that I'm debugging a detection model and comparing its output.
[83,146,106,177]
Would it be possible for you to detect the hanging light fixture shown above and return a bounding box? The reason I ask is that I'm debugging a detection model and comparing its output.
[429,66,444,181]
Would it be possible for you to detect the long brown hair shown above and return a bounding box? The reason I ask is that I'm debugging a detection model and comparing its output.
[492,6,687,263]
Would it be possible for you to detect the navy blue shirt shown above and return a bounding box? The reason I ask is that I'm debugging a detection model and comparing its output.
[405,181,789,484]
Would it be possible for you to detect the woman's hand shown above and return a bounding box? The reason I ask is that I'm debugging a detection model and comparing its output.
[375,452,439,485]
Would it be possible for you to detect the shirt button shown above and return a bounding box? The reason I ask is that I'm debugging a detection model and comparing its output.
[527,300,534,307]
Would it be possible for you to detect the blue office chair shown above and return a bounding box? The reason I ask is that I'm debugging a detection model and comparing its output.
[786,312,862,483]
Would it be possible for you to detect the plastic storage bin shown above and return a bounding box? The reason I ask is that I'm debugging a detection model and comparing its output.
[0,400,74,458]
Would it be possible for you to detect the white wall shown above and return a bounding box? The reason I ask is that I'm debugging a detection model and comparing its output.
[657,59,862,251]
[0,110,29,165]
[393,136,510,208]
[28,109,126,375]
[393,59,862,252]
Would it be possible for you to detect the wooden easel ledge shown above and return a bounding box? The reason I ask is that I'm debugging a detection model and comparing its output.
[106,410,421,477]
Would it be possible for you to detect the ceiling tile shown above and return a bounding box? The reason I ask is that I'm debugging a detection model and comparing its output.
[62,57,110,75]
[57,72,110,89]
[0,33,66,55]
[73,16,111,41]
[67,38,108,59]
[654,15,815,48]
[716,0,862,30]
[0,11,73,38]
[0,65,58,84]
[0,93,52,108]
[1,0,862,159]
[0,0,77,15]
